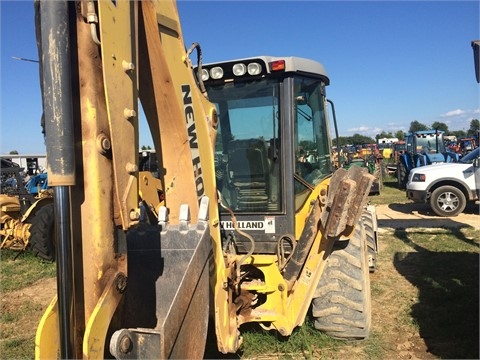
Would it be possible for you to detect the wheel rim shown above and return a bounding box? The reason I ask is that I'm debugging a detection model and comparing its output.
[436,191,459,212]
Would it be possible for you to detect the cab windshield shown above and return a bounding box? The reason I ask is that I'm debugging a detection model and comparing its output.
[205,75,331,213]
[207,79,281,213]
[414,134,446,154]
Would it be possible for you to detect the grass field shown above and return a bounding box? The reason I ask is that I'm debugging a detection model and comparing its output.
[0,250,55,359]
[1,175,478,359]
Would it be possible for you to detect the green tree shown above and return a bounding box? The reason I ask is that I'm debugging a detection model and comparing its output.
[394,130,405,140]
[351,133,375,145]
[332,136,349,147]
[467,119,479,136]
[451,130,467,138]
[333,134,375,147]
[299,140,316,151]
[408,120,429,133]
[9,150,18,154]
[431,121,449,133]
[375,131,395,140]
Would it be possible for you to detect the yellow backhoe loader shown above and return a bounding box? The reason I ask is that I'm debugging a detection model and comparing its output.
[34,1,378,358]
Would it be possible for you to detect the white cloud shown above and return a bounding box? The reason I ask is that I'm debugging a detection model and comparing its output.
[347,126,370,132]
[433,108,480,132]
[344,125,384,138]
[441,109,466,117]
[440,108,480,118]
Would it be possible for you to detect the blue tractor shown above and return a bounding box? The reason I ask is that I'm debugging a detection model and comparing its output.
[24,172,49,196]
[396,130,459,189]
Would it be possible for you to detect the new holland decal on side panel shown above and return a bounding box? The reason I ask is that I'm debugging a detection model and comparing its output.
[221,217,276,233]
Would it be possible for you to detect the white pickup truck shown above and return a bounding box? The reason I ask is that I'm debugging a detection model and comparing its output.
[406,147,480,217]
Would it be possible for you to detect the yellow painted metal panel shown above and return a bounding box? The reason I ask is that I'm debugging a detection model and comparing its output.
[98,0,139,230]
[83,274,124,359]
[35,296,59,359]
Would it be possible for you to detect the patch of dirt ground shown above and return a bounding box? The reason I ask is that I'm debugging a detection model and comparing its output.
[376,201,480,230]
[3,277,57,306]
[1,277,56,352]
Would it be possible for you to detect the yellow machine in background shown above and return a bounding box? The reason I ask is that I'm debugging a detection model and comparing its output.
[0,161,54,260]
[35,0,378,358]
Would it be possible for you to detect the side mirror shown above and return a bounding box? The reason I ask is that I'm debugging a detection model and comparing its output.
[472,40,480,83]
[473,157,480,168]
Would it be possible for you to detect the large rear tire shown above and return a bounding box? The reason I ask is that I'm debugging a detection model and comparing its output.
[311,219,371,339]
[29,203,55,261]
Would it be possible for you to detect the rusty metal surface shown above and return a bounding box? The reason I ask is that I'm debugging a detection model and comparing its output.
[345,166,375,228]
[283,199,322,289]
[325,178,356,237]
[320,166,374,238]
[97,0,139,230]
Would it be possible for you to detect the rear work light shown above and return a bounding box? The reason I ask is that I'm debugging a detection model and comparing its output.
[269,60,285,72]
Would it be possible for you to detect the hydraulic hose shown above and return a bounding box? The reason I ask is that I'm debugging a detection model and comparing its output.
[187,42,208,97]
[218,191,255,292]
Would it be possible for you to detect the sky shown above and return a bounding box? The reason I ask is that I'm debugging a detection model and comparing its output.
[1,0,479,155]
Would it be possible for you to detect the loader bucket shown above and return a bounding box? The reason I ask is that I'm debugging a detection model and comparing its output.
[109,205,211,359]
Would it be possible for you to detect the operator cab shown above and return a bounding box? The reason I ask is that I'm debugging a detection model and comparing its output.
[405,130,459,164]
[406,131,446,155]
[197,56,334,253]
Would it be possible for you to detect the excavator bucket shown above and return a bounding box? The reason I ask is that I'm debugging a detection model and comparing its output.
[109,201,211,359]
